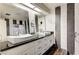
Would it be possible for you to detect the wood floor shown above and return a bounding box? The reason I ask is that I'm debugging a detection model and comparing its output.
[49,48,67,55]
[43,44,68,55]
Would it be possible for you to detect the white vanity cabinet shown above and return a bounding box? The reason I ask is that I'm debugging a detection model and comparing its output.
[1,34,55,55]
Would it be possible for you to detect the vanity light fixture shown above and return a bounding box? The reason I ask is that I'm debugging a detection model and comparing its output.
[23,3,35,9]
[13,3,40,15]
[34,7,42,12]
[23,3,41,12]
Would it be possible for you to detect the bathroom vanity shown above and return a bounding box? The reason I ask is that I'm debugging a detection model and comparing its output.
[0,32,55,55]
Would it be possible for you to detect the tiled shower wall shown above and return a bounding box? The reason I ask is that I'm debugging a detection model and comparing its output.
[9,19,26,36]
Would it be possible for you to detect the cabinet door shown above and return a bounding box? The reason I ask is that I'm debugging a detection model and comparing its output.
[23,48,35,55]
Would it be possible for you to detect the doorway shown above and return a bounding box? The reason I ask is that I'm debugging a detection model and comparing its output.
[5,18,9,36]
[67,3,75,54]
[55,6,61,48]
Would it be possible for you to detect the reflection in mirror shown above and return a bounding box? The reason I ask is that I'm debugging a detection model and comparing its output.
[0,3,52,52]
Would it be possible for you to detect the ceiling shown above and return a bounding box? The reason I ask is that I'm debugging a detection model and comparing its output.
[32,3,50,13]
[0,3,67,18]
[0,3,28,18]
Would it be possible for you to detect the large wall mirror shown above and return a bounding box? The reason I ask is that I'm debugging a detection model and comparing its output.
[0,3,49,51]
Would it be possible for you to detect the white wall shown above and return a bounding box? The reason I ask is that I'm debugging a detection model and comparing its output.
[38,16,46,32]
[38,9,55,33]
[75,3,79,54]
[0,18,7,42]
[29,12,36,34]
[39,4,67,51]
[45,12,55,32]
[48,4,67,51]
[61,4,67,50]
